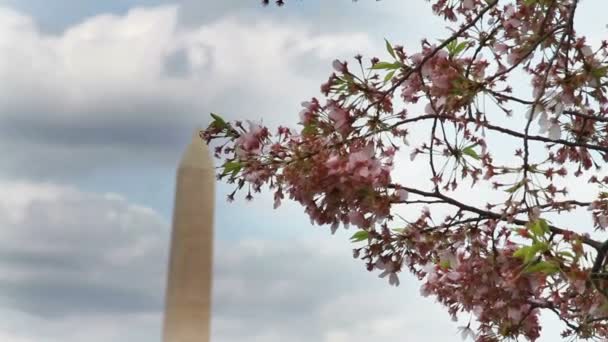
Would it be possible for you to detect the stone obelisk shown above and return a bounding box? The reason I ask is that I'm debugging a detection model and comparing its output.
[163,130,214,342]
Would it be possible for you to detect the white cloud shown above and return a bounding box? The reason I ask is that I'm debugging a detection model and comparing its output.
[0,308,162,342]
[209,236,462,342]
[0,5,373,179]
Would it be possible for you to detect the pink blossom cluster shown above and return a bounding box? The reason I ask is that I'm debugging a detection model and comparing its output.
[204,0,608,340]
[281,140,395,233]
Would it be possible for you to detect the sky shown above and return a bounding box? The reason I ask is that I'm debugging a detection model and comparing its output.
[0,0,606,341]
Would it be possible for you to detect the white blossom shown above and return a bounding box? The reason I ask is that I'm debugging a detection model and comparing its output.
[458,325,476,341]
[332,59,345,72]
[395,189,409,201]
[527,104,544,120]
[548,122,562,140]
[581,45,593,57]
[554,102,564,116]
[377,260,400,286]
[538,112,550,133]
[599,214,608,229]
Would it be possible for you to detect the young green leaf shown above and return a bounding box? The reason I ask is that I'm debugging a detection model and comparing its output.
[529,220,545,237]
[384,70,396,83]
[439,260,451,269]
[592,66,608,78]
[350,230,369,242]
[505,181,524,193]
[370,61,402,70]
[526,242,549,263]
[222,161,243,177]
[513,246,532,259]
[452,41,468,57]
[513,242,548,263]
[336,84,348,93]
[385,38,396,59]
[302,123,319,135]
[446,40,457,55]
[462,146,480,160]
[524,260,560,275]
[210,113,228,129]
[538,219,550,234]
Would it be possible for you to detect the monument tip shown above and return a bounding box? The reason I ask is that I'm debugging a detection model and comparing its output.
[179,128,212,169]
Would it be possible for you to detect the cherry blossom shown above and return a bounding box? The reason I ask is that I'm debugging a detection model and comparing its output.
[204,0,608,340]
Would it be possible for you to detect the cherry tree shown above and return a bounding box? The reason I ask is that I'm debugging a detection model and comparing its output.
[203,0,608,340]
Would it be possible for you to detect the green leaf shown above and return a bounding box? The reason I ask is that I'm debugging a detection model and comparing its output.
[527,242,549,263]
[385,39,396,59]
[558,251,575,260]
[528,218,550,237]
[514,242,548,263]
[538,219,550,233]
[446,40,457,54]
[524,260,560,275]
[446,40,468,57]
[384,70,396,83]
[210,113,228,129]
[336,84,348,93]
[592,66,608,78]
[452,41,468,56]
[302,123,318,135]
[529,220,544,237]
[513,246,532,259]
[370,61,401,70]
[222,161,242,177]
[462,146,480,160]
[505,181,524,193]
[341,72,354,82]
[350,230,369,242]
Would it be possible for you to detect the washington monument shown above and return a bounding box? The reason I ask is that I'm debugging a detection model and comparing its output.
[163,131,214,342]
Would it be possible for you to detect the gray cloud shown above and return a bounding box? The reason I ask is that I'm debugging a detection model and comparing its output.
[0,5,372,182]
[0,180,463,342]
[0,182,169,318]
[163,47,192,78]
[210,238,459,342]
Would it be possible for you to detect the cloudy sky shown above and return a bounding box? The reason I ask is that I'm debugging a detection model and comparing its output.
[0,1,605,341]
